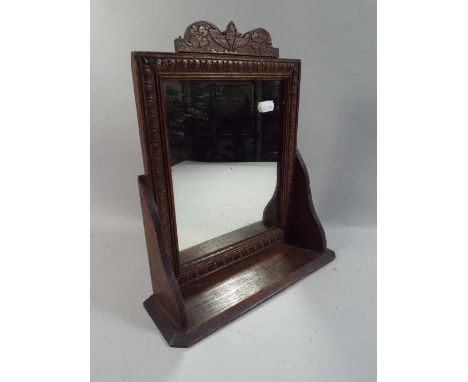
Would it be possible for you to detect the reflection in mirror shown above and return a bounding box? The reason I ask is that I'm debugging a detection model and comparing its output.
[163,79,283,266]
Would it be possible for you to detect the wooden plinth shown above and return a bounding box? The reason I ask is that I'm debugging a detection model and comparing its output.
[144,243,335,347]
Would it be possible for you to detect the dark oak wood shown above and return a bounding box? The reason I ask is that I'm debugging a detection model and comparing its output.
[286,151,327,251]
[138,176,186,327]
[132,21,335,347]
[144,245,334,347]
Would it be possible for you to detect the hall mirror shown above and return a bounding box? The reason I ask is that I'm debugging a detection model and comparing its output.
[132,20,335,347]
[162,79,283,265]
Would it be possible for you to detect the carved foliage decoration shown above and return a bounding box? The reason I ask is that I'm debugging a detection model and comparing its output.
[175,21,279,57]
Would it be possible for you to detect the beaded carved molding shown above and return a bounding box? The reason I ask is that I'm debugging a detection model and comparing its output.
[175,21,279,57]
[177,229,285,285]
[132,52,300,283]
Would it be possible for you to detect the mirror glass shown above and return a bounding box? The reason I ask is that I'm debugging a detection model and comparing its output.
[163,79,284,266]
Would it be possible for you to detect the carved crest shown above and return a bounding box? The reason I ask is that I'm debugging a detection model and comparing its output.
[174,21,279,57]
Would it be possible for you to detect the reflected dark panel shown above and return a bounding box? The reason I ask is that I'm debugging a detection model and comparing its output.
[163,80,283,264]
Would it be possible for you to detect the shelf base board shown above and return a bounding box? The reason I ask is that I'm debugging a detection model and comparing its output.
[143,243,335,347]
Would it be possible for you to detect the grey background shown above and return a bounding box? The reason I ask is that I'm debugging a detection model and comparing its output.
[91,0,376,381]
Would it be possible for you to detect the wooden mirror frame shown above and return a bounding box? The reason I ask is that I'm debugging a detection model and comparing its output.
[132,21,335,347]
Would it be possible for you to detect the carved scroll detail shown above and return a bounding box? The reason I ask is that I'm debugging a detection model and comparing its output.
[175,21,279,57]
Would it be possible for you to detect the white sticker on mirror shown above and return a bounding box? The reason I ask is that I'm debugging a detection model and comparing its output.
[257,100,275,113]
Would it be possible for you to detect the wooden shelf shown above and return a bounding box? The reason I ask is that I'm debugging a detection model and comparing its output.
[144,243,334,347]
